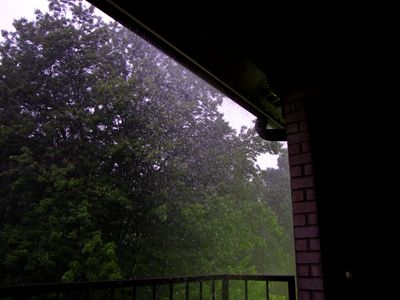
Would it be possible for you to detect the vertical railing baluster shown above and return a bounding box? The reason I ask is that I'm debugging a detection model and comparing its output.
[265,281,270,300]
[132,286,136,300]
[85,289,90,300]
[185,282,189,300]
[152,285,156,300]
[110,288,115,300]
[222,278,229,300]
[211,280,215,300]
[169,283,173,300]
[287,276,296,300]
[199,281,203,300]
[244,280,248,300]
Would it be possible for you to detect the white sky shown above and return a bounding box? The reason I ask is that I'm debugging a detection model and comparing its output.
[218,98,279,169]
[0,0,48,32]
[0,0,279,169]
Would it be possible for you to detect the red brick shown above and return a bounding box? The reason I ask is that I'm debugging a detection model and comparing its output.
[297,264,309,276]
[297,278,324,290]
[308,213,319,225]
[285,111,306,123]
[311,264,323,277]
[294,225,319,238]
[290,153,312,166]
[298,291,311,300]
[306,189,316,200]
[312,291,325,300]
[295,239,308,250]
[301,142,311,152]
[299,120,308,131]
[287,132,310,144]
[290,166,302,177]
[291,176,314,189]
[293,202,317,214]
[296,100,305,110]
[309,239,321,250]
[292,190,304,202]
[296,251,321,264]
[304,164,313,175]
[288,143,301,155]
[283,102,297,114]
[294,214,307,226]
[286,123,299,134]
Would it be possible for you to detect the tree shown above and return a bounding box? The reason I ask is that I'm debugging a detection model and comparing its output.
[259,150,295,274]
[0,0,293,285]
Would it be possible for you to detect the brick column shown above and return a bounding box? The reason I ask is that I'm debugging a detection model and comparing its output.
[283,93,324,300]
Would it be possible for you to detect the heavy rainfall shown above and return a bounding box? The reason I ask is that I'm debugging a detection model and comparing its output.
[0,0,295,297]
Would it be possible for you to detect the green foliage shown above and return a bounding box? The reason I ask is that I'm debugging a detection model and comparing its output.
[0,0,294,285]
[62,231,121,281]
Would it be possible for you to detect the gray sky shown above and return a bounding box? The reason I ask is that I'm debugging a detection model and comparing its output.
[0,0,279,169]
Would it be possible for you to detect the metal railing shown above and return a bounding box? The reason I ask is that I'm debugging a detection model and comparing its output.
[0,274,296,300]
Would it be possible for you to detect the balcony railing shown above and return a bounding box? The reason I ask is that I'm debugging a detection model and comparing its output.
[0,274,296,300]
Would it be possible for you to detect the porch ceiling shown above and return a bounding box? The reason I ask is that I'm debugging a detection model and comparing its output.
[87,1,364,129]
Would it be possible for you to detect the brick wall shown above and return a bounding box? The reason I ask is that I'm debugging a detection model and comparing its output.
[283,93,324,300]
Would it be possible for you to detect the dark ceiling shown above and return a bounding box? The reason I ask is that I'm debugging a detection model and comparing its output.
[87,1,374,129]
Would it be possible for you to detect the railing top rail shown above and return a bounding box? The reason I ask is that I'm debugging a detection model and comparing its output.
[0,274,295,297]
[224,274,295,281]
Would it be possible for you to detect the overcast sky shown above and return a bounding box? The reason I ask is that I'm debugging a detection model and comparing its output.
[0,0,48,32]
[0,0,279,169]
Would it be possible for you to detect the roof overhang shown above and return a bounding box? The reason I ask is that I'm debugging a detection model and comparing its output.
[87,1,359,137]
